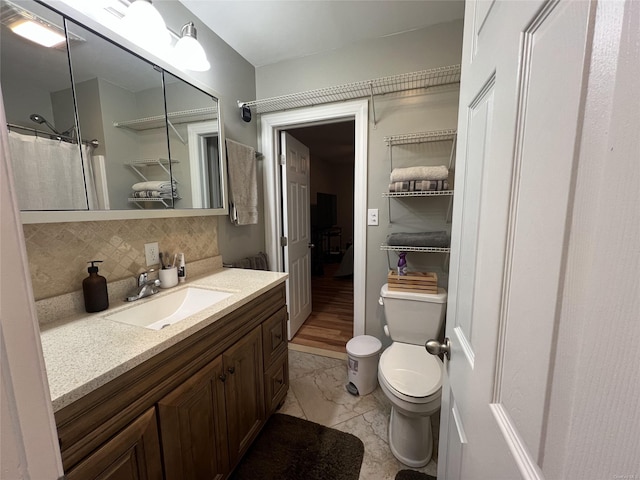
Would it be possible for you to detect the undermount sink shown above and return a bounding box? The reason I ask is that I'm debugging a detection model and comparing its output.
[105,287,233,330]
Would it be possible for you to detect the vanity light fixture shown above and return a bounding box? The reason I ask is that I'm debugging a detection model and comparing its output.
[173,22,210,72]
[10,19,65,47]
[121,0,170,47]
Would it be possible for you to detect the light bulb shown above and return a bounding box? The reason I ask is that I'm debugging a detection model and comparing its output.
[121,0,170,47]
[173,22,210,72]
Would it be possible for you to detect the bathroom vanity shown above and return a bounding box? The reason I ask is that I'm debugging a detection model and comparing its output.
[40,268,288,479]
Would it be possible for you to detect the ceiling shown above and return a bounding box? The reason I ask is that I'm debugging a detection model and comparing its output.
[176,1,464,164]
[178,0,465,68]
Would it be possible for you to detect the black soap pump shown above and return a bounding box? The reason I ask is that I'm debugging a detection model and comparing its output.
[83,260,109,313]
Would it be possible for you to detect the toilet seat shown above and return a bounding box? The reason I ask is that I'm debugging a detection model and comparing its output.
[379,343,443,402]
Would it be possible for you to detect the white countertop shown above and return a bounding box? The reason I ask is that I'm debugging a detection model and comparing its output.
[40,268,287,412]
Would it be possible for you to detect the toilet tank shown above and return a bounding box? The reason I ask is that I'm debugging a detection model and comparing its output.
[380,284,447,345]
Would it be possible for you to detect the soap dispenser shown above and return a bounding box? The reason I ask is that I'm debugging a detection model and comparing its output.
[83,260,109,313]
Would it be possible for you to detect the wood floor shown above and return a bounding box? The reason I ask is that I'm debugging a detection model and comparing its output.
[290,262,353,353]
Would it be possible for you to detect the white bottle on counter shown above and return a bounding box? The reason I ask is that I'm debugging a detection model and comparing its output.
[178,253,186,283]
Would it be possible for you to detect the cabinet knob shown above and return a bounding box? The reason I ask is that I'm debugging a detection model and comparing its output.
[228,366,235,374]
[276,378,283,385]
[219,373,227,382]
[275,333,282,340]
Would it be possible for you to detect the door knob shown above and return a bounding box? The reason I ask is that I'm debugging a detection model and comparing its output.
[425,338,451,360]
[308,243,315,248]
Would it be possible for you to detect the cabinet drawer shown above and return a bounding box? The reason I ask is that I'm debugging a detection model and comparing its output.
[264,349,289,415]
[262,306,287,368]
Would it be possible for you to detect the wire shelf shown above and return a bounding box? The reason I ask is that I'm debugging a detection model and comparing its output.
[239,64,461,114]
[383,190,454,198]
[114,106,218,131]
[384,129,457,146]
[129,158,179,165]
[381,244,450,253]
[128,197,180,209]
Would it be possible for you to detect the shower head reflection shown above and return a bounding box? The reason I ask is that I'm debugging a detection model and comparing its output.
[29,113,74,137]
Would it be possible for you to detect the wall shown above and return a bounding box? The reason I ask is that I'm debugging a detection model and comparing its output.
[96,78,145,209]
[155,2,266,266]
[310,158,355,251]
[256,20,464,339]
[20,0,265,302]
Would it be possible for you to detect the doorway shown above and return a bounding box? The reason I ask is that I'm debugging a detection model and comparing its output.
[260,99,368,345]
[286,121,355,353]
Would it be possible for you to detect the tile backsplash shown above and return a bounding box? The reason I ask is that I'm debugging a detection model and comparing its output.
[23,216,218,300]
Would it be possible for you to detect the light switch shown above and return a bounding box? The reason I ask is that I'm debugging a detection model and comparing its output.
[367,209,379,226]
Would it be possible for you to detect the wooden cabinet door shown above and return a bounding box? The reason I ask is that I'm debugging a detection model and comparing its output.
[223,325,265,466]
[157,356,229,480]
[65,407,162,480]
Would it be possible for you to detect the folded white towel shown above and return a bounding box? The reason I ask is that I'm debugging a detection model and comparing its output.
[131,180,176,192]
[390,165,449,182]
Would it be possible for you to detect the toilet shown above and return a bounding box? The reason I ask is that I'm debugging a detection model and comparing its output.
[377,283,447,467]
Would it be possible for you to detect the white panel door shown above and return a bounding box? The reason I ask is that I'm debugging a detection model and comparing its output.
[281,132,312,340]
[438,1,592,478]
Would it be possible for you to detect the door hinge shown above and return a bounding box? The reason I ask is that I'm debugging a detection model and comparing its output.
[279,154,286,166]
[280,236,288,247]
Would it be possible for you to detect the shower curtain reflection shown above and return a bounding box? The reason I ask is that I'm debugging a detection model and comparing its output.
[7,131,96,211]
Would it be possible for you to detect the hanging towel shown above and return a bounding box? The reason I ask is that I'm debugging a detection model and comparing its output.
[226,138,258,225]
[390,165,449,182]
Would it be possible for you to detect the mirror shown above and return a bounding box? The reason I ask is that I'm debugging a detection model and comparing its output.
[66,17,168,211]
[1,0,227,220]
[0,0,87,211]
[163,71,224,209]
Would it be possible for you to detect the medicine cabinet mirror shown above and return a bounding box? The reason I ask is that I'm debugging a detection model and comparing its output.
[1,0,227,222]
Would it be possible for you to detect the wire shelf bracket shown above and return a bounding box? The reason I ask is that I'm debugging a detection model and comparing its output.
[237,64,461,126]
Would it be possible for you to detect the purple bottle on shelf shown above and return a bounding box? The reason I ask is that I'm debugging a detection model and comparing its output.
[397,252,407,276]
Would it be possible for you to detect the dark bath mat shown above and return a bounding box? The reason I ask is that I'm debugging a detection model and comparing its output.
[230,413,364,480]
[395,469,437,480]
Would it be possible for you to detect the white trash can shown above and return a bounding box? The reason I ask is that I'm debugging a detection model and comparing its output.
[346,335,382,396]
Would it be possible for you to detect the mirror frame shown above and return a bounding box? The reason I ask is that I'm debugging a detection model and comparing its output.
[20,0,227,224]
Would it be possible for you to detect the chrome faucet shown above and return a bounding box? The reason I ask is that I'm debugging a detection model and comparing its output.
[125,270,160,302]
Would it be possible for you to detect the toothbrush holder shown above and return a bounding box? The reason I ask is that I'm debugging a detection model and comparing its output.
[159,267,178,289]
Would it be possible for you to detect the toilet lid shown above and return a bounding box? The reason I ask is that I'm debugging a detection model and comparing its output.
[379,343,443,398]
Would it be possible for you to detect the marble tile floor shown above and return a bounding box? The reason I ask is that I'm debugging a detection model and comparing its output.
[280,348,439,480]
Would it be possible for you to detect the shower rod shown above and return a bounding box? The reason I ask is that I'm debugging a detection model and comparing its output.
[6,123,99,148]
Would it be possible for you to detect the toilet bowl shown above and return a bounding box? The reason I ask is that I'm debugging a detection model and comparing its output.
[378,342,443,467]
[377,284,447,467]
